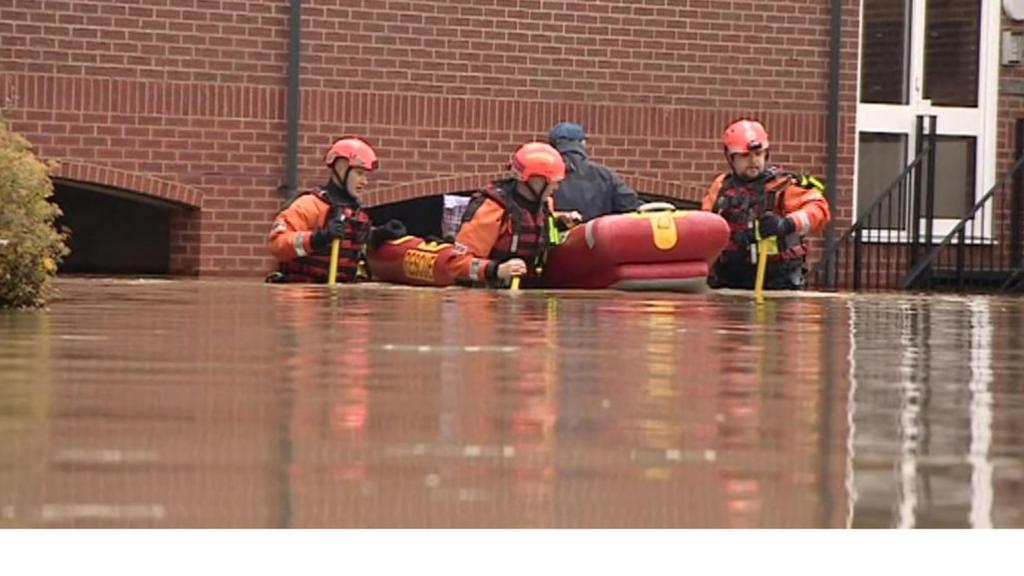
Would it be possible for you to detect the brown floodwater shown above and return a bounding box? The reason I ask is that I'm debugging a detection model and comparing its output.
[1,278,1022,528]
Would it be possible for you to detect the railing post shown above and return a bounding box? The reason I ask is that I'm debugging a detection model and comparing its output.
[1013,119,1024,270]
[921,113,937,286]
[853,228,862,291]
[908,116,925,286]
[956,228,966,290]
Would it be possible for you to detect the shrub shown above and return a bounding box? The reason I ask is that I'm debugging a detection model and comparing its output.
[0,118,69,308]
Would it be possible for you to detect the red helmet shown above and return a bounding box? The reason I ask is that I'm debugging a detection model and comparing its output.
[723,119,769,155]
[324,137,379,171]
[510,142,566,183]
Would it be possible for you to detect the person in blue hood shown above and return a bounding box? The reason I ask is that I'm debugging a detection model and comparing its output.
[547,122,641,222]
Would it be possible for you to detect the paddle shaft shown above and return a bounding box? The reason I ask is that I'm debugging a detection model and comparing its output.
[754,237,769,302]
[327,238,341,286]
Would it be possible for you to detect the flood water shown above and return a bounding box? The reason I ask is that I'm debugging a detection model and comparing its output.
[1,278,1022,528]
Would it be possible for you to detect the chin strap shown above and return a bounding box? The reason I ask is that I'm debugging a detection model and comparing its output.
[332,164,353,192]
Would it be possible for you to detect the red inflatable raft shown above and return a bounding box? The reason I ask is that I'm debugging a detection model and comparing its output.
[367,204,729,291]
[367,236,460,287]
[542,203,730,291]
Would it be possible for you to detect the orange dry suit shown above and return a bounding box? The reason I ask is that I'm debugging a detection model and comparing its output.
[267,181,371,283]
[446,178,554,288]
[701,168,831,290]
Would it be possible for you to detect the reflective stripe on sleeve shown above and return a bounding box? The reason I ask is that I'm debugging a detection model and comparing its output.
[294,232,308,257]
[791,211,811,235]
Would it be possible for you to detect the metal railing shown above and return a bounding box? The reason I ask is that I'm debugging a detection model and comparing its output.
[900,120,1024,293]
[811,116,937,291]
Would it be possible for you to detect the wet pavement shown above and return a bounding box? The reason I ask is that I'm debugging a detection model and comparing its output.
[1,278,1022,528]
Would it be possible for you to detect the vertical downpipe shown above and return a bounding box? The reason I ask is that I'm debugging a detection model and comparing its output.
[923,116,937,246]
[909,116,925,278]
[285,0,302,200]
[277,0,302,529]
[923,115,937,288]
[824,0,842,289]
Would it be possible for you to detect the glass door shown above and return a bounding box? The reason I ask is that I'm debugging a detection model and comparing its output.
[855,0,999,239]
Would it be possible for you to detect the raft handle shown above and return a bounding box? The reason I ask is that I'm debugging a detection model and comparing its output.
[636,202,677,213]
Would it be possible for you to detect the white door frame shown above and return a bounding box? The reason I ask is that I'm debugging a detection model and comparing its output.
[854,0,1000,241]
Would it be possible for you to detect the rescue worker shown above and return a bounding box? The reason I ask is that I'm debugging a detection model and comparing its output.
[446,142,566,288]
[548,121,640,222]
[267,137,406,283]
[701,119,831,290]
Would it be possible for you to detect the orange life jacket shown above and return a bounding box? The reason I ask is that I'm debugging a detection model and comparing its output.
[277,190,371,283]
[461,179,551,284]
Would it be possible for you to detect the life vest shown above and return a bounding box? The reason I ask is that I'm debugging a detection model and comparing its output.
[709,169,817,289]
[461,178,554,285]
[278,189,371,284]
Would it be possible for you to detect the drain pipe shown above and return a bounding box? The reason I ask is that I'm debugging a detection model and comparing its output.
[285,0,302,199]
[824,0,842,289]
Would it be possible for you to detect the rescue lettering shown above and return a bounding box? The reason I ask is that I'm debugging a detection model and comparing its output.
[403,250,439,282]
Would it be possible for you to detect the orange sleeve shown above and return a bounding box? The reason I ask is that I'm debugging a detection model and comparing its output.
[446,199,505,282]
[780,182,831,236]
[267,196,327,262]
[702,174,727,212]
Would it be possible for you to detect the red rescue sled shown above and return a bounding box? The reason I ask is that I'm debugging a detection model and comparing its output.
[367,236,459,287]
[542,203,730,292]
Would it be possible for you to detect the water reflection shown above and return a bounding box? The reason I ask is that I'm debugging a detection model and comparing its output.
[845,295,1024,528]
[0,279,1022,527]
[967,298,993,529]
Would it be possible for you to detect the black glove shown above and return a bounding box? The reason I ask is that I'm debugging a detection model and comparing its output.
[349,217,371,244]
[369,219,407,249]
[311,215,348,251]
[757,213,796,238]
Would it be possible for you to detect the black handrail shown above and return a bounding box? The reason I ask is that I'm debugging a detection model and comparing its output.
[900,152,1024,291]
[810,129,935,291]
[812,116,1024,293]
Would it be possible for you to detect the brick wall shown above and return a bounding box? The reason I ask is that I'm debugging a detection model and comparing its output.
[1,0,860,277]
[997,13,1024,272]
[1000,15,1024,166]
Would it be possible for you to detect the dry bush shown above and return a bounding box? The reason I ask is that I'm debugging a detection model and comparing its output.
[0,119,69,308]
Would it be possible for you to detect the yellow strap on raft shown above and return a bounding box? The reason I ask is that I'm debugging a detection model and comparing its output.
[629,204,688,251]
[650,212,678,250]
[629,209,684,251]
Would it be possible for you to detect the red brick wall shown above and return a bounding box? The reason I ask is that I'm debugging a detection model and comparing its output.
[2,0,860,277]
[996,14,1024,272]
[1000,15,1024,166]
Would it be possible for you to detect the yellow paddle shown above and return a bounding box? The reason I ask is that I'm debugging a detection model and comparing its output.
[754,237,769,303]
[327,238,341,286]
[754,220,768,303]
[510,275,521,291]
